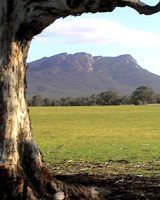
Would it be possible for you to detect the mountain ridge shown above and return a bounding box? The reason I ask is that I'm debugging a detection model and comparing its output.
[27,53,160,99]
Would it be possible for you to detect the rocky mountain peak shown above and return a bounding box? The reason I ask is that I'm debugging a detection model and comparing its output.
[27,53,160,99]
[64,52,94,73]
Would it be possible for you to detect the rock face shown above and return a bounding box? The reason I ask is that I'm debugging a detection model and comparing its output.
[27,53,160,99]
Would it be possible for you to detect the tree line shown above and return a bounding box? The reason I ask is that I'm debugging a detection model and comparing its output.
[27,86,160,107]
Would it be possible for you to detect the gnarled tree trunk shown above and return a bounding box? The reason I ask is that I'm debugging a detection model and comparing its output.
[0,0,160,199]
[0,17,99,200]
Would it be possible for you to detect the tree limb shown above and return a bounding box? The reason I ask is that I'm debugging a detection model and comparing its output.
[119,0,160,15]
[15,0,160,41]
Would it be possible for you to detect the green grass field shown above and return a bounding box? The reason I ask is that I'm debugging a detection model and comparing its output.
[30,105,160,175]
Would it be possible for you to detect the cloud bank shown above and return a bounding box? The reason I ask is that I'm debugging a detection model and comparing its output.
[35,18,160,48]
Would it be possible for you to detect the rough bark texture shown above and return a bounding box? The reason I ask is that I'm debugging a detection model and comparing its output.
[0,0,160,199]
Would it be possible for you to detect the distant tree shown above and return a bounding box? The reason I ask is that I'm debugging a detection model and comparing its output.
[96,90,121,105]
[26,99,32,106]
[31,95,44,106]
[131,86,156,105]
[44,98,52,106]
[61,97,72,106]
[156,94,160,104]
[121,95,132,105]
[66,97,76,106]
[88,95,97,106]
[75,98,84,106]
[81,97,90,106]
[52,100,62,106]
[60,98,66,106]
[51,100,56,106]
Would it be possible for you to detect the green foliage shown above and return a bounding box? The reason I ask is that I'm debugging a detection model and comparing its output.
[121,95,131,105]
[30,105,160,174]
[31,95,44,106]
[28,90,122,106]
[131,86,156,105]
[96,90,121,105]
[44,98,52,106]
[27,86,160,107]
[156,94,160,103]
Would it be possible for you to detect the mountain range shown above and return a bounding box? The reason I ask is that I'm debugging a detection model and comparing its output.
[27,53,160,99]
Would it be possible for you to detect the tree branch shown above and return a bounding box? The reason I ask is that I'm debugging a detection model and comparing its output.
[15,0,160,41]
[119,0,160,15]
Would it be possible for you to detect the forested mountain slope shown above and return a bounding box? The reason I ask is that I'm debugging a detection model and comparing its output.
[27,53,160,98]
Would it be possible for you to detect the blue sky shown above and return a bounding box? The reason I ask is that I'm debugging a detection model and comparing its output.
[28,0,160,75]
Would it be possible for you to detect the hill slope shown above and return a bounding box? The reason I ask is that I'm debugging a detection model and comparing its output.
[27,53,160,99]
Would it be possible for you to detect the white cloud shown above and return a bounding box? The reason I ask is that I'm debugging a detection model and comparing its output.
[143,58,160,75]
[146,59,160,66]
[35,36,50,43]
[41,18,160,48]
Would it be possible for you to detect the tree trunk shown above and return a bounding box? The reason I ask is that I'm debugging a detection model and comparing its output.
[0,8,101,200]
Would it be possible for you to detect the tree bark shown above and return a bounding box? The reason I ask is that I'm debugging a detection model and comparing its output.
[0,16,99,200]
[0,1,102,199]
[1,0,160,199]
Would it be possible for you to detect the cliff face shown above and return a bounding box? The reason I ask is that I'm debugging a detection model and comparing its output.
[27,53,160,99]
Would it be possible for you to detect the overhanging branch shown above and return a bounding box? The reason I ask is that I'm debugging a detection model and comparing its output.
[120,0,160,15]
[16,0,160,41]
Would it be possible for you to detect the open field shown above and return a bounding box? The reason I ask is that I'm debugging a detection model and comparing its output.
[30,105,160,175]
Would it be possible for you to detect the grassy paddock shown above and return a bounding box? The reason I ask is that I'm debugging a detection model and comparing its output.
[30,105,160,175]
